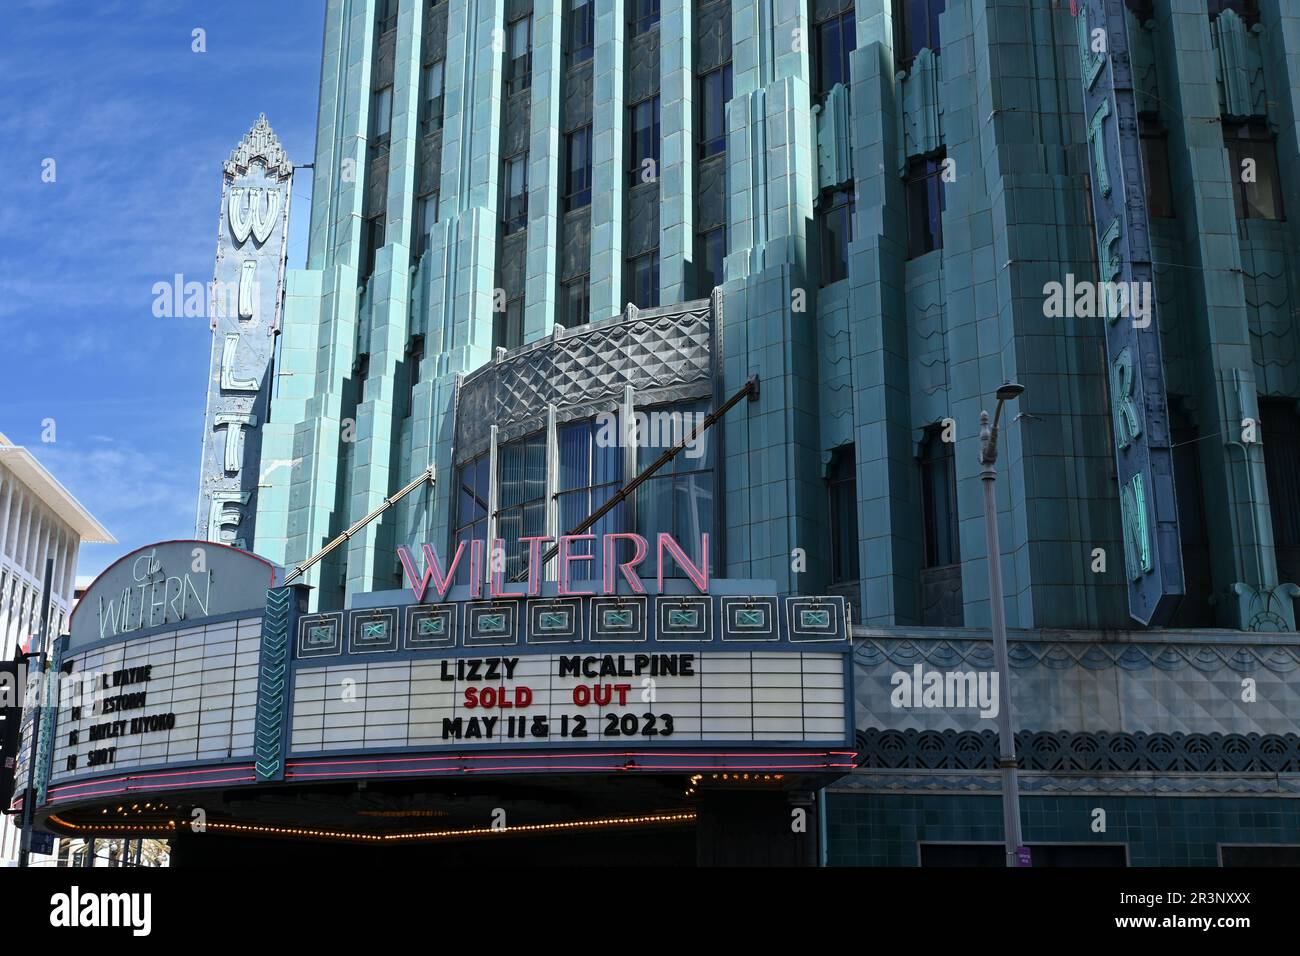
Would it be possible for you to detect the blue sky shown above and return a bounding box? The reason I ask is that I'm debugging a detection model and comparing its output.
[0,0,323,580]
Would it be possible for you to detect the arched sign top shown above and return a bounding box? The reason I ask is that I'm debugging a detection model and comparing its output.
[68,540,280,650]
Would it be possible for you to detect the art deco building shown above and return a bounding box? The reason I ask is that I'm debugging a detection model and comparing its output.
[224,0,1300,864]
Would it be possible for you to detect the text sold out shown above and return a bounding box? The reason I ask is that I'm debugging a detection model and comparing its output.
[461,683,635,709]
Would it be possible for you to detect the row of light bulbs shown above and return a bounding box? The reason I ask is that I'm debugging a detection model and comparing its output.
[52,810,698,844]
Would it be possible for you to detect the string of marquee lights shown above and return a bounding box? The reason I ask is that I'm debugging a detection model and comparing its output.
[47,810,700,845]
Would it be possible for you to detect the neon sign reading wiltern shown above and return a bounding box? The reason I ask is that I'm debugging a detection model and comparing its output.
[398,533,709,603]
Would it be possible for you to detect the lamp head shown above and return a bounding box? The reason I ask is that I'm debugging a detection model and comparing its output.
[995,382,1025,402]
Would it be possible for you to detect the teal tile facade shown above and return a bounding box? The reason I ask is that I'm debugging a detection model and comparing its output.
[827,793,1300,867]
[246,0,1300,864]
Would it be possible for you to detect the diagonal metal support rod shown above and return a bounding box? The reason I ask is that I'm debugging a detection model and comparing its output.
[512,374,759,582]
[284,465,435,587]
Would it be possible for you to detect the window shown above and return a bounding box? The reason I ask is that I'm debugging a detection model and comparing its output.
[1225,123,1284,221]
[362,215,386,278]
[1124,0,1154,20]
[895,0,945,66]
[502,154,528,234]
[626,252,659,309]
[1262,400,1300,588]
[453,455,490,585]
[697,65,733,158]
[370,86,393,152]
[630,0,660,36]
[558,417,625,561]
[494,294,524,351]
[1208,0,1260,25]
[507,16,533,95]
[565,126,593,211]
[627,97,661,186]
[818,187,854,285]
[1139,116,1174,218]
[421,61,444,135]
[567,0,595,65]
[403,335,425,419]
[414,192,438,256]
[827,445,859,584]
[919,425,958,567]
[496,432,548,579]
[636,400,714,577]
[377,0,398,33]
[560,274,591,328]
[814,11,856,100]
[697,226,726,294]
[905,153,946,258]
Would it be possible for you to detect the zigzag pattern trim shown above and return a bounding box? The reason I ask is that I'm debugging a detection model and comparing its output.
[856,728,1300,774]
[254,587,292,781]
[854,637,1300,674]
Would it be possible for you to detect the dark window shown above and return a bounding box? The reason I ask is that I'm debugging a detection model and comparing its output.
[698,64,733,158]
[630,0,660,36]
[496,432,548,579]
[565,126,593,211]
[1220,845,1300,867]
[503,154,528,234]
[919,424,958,568]
[636,400,715,578]
[626,252,659,309]
[818,186,854,285]
[370,86,393,152]
[1262,400,1300,589]
[895,0,945,66]
[627,96,662,186]
[1225,123,1284,221]
[567,0,595,65]
[507,15,533,95]
[814,11,856,100]
[558,416,626,561]
[421,61,444,135]
[403,335,425,418]
[906,152,946,258]
[828,445,860,584]
[377,0,399,33]
[1170,400,1214,628]
[1124,0,1155,20]
[452,454,491,585]
[494,295,524,351]
[362,215,386,278]
[1139,116,1174,218]
[1208,0,1260,25]
[560,274,591,328]
[414,192,438,256]
[697,226,726,294]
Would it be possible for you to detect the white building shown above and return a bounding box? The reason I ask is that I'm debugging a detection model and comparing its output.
[0,433,113,865]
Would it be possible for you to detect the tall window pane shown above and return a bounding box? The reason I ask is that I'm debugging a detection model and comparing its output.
[919,426,958,567]
[496,432,547,579]
[698,65,732,158]
[568,0,595,64]
[507,16,533,95]
[627,97,661,186]
[635,401,714,578]
[828,445,860,584]
[565,126,593,210]
[906,153,946,258]
[1226,123,1284,221]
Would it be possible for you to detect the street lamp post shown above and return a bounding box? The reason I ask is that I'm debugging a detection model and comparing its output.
[979,383,1025,868]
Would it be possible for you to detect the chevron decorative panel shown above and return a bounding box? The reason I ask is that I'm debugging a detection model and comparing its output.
[254,587,293,782]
